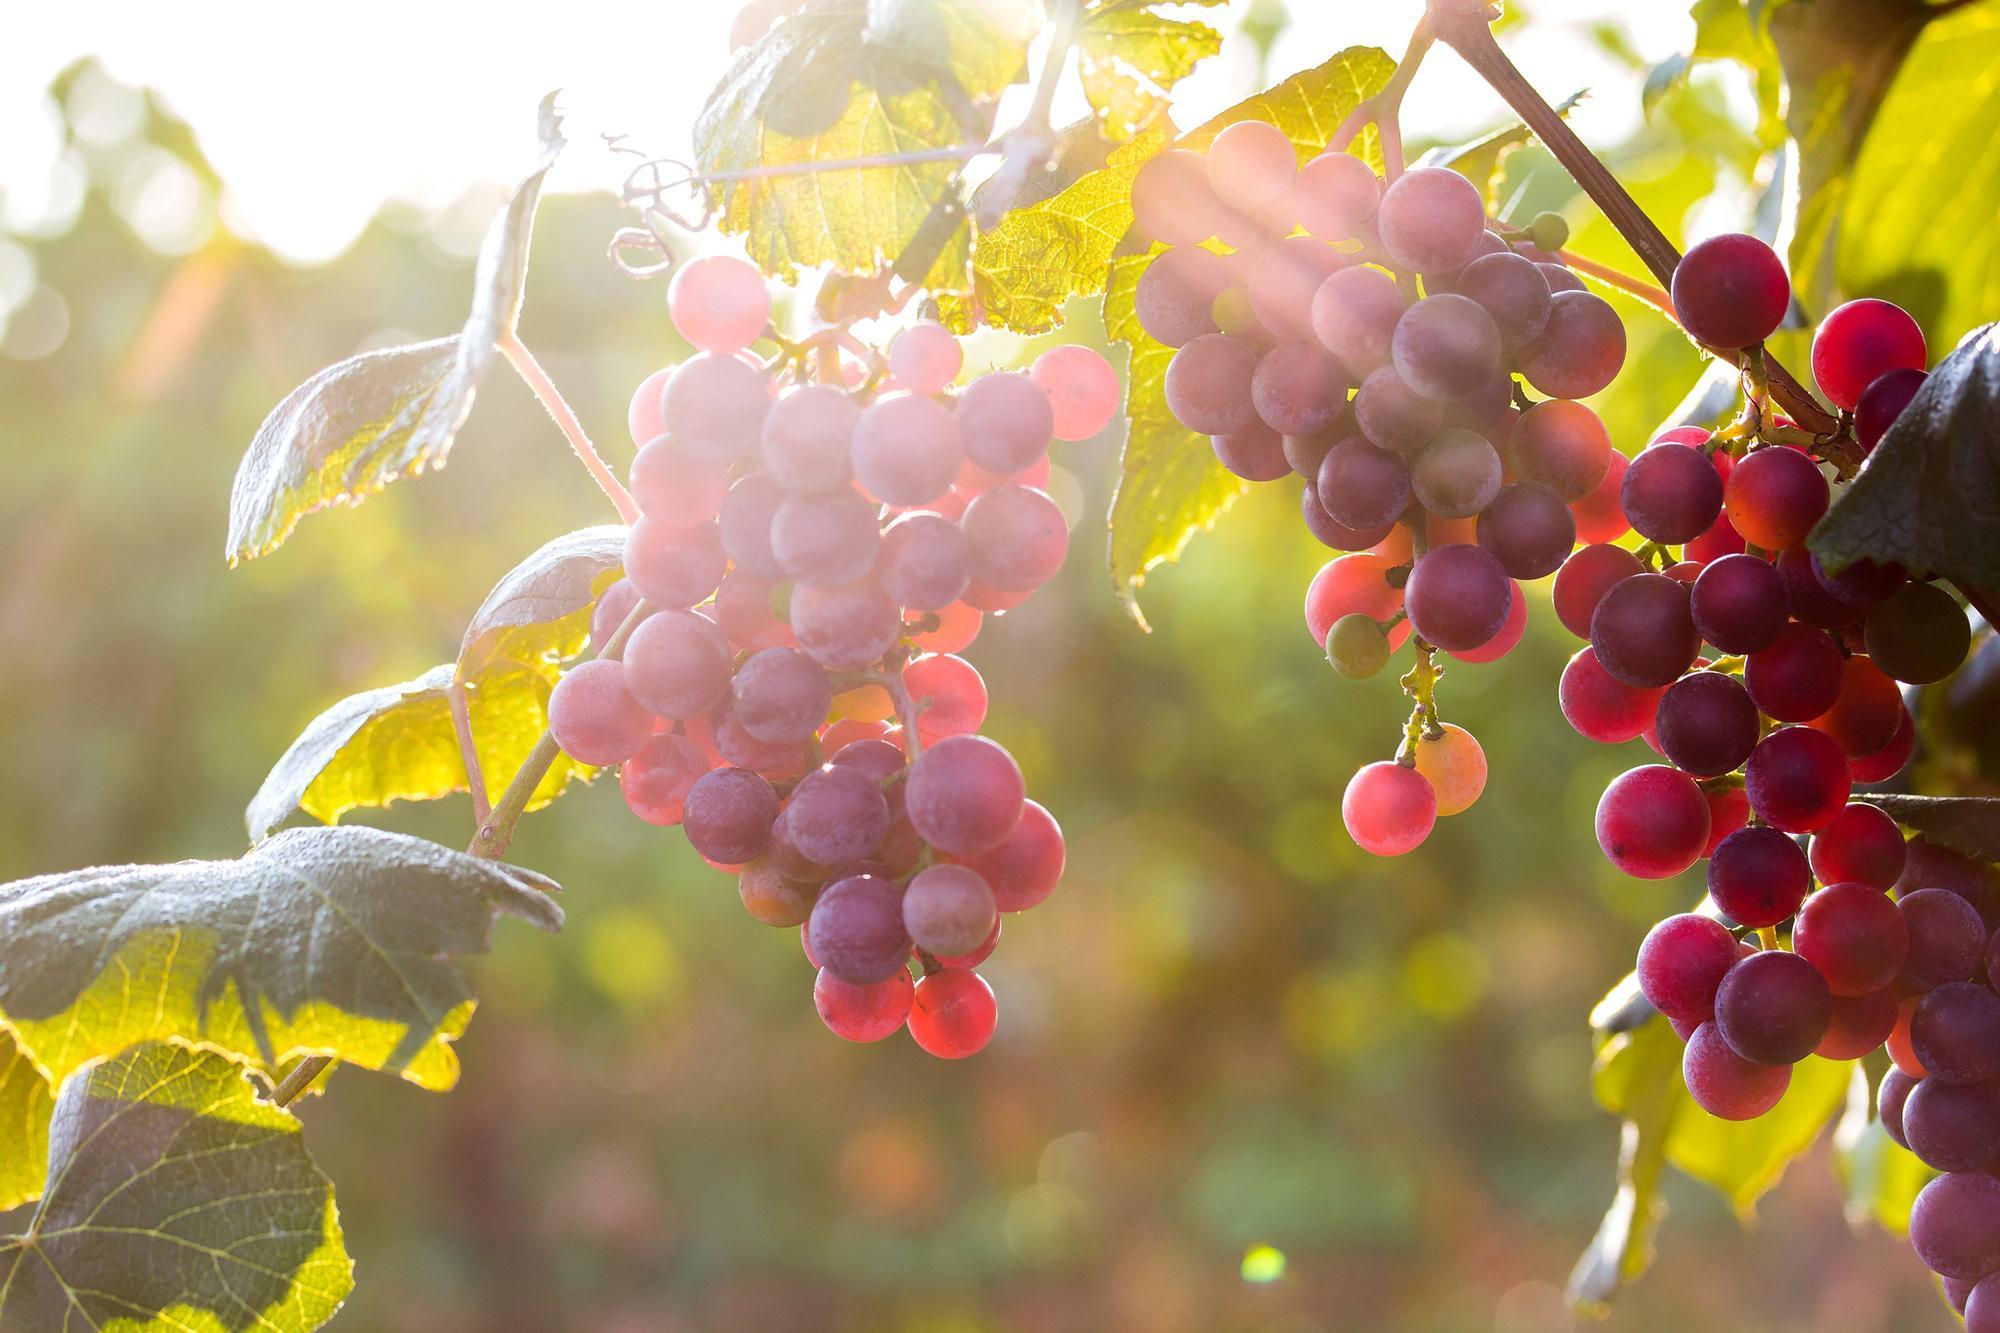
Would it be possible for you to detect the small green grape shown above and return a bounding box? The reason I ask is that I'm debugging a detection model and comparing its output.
[1328,613,1391,679]
[1529,211,1569,253]
[1211,286,1259,338]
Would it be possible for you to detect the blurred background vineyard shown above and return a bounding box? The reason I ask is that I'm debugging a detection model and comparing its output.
[0,1,1991,1329]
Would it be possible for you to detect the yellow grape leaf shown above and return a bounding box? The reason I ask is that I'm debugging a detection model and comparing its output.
[0,826,562,1095]
[0,1043,352,1332]
[456,524,628,680]
[0,1030,51,1213]
[695,0,1032,293]
[1075,0,1227,141]
[1104,47,1396,625]
[227,95,564,563]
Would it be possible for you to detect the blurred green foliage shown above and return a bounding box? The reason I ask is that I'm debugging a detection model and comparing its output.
[0,48,1967,1333]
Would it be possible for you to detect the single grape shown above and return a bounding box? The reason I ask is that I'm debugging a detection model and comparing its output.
[1293,151,1379,241]
[770,490,881,587]
[1795,880,1907,996]
[1375,166,1488,275]
[1031,344,1120,441]
[739,855,817,927]
[784,764,891,868]
[876,511,971,611]
[1448,579,1527,663]
[1905,1078,2000,1173]
[623,609,733,720]
[627,366,670,447]
[1410,428,1501,519]
[547,659,653,766]
[1205,119,1297,218]
[1900,887,1989,993]
[1553,543,1644,638]
[1654,670,1760,777]
[1596,764,1710,879]
[904,653,987,743]
[1865,580,1972,684]
[1248,236,1351,342]
[1690,553,1787,654]
[1559,646,1664,743]
[955,372,1056,475]
[1880,1066,1919,1148]
[1813,297,1927,410]
[619,731,711,826]
[668,253,770,354]
[814,966,913,1042]
[1683,1019,1791,1120]
[1136,246,1230,347]
[908,968,998,1058]
[1352,365,1443,454]
[1454,250,1552,347]
[1855,366,1926,453]
[683,766,781,865]
[1250,342,1347,438]
[1311,266,1405,377]
[1216,418,1293,482]
[1316,436,1413,532]
[718,473,787,579]
[624,516,727,610]
[1539,262,1585,293]
[852,391,963,506]
[1509,399,1611,501]
[1391,294,1503,401]
[1404,543,1512,651]
[1816,987,1899,1059]
[1621,441,1723,544]
[902,863,998,956]
[1715,949,1832,1065]
[1707,826,1810,928]
[1638,913,1739,1024]
[662,351,770,462]
[961,483,1069,591]
[889,321,963,395]
[906,735,1025,856]
[807,873,911,984]
[1810,551,1906,610]
[1516,291,1625,399]
[1411,723,1486,816]
[1342,761,1437,856]
[1327,611,1391,679]
[1668,233,1789,349]
[788,579,902,670]
[1744,725,1851,832]
[1723,446,1828,550]
[1912,982,2000,1087]
[730,647,832,744]
[1474,481,1573,579]
[1809,803,1907,890]
[1742,622,1844,721]
[629,436,730,528]
[1304,553,1410,648]
[1131,148,1227,246]
[761,384,860,494]
[1164,333,1259,435]
[1590,573,1701,688]
[1806,655,1903,756]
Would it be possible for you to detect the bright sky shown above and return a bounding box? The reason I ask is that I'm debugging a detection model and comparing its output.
[0,1,1702,266]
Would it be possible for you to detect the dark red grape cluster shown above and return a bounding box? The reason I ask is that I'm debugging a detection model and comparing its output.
[1129,125,1625,853]
[546,254,1118,1057]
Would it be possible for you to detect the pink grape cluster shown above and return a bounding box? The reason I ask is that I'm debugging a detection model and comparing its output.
[545,253,1121,1057]
[1127,123,1627,853]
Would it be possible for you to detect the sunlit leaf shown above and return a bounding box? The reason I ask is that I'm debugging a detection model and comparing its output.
[1667,1052,1852,1214]
[696,0,1027,293]
[457,525,629,680]
[0,826,562,1094]
[0,1030,51,1213]
[1833,1062,1935,1235]
[1569,1020,1682,1316]
[1810,323,2000,587]
[226,95,564,563]
[1102,47,1396,625]
[1075,0,1227,141]
[0,1043,351,1332]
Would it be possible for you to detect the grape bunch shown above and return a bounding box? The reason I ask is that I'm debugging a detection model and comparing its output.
[1129,124,1626,850]
[544,252,1119,1057]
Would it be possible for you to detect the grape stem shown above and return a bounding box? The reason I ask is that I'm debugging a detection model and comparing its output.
[975,0,1080,228]
[1553,247,1672,315]
[498,330,642,525]
[1424,3,1839,440]
[1396,640,1443,763]
[833,668,927,761]
[1329,16,1435,180]
[449,679,492,825]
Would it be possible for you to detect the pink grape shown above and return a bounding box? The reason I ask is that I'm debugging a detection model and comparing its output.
[1595,765,1710,879]
[627,366,670,447]
[620,732,712,826]
[1812,298,1926,410]
[852,391,963,506]
[961,484,1069,591]
[624,516,727,610]
[784,765,891,868]
[807,872,911,984]
[714,570,793,652]
[1559,647,1662,743]
[761,384,859,494]
[1252,342,1348,437]
[908,968,998,1058]
[623,608,733,719]
[663,351,770,462]
[1131,149,1228,246]
[1311,266,1405,376]
[629,436,729,527]
[1683,1019,1791,1120]
[789,580,902,671]
[1293,151,1379,240]
[888,321,962,394]
[902,863,998,956]
[668,254,770,353]
[1342,761,1437,857]
[1637,913,1738,1024]
[548,659,653,766]
[1031,344,1120,441]
[1304,554,1409,649]
[1374,166,1487,275]
[1164,333,1258,434]
[877,511,971,611]
[1553,544,1644,638]
[956,798,1064,912]
[718,473,787,579]
[1248,236,1350,342]
[1509,399,1611,501]
[814,967,913,1042]
[1204,119,1297,218]
[682,766,780,865]
[906,735,1025,855]
[956,372,1055,474]
[903,653,987,743]
[731,647,833,744]
[1136,247,1230,348]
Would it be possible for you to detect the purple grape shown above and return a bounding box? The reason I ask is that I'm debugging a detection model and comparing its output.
[784,765,891,868]
[1654,670,1760,777]
[1690,553,1786,654]
[1135,246,1231,347]
[719,472,788,579]
[961,484,1068,592]
[1621,442,1723,544]
[1164,334,1258,434]
[760,383,859,493]
[1316,436,1411,531]
[1213,419,1291,482]
[1454,250,1552,347]
[1410,427,1502,519]
[906,735,1025,855]
[877,511,971,611]
[1352,365,1443,453]
[1590,573,1701,688]
[1251,341,1349,437]
[1475,481,1575,579]
[1900,888,1988,993]
[1391,294,1502,401]
[622,608,732,720]
[1404,543,1512,652]
[1517,290,1625,399]
[807,873,911,984]
[956,372,1055,475]
[852,392,962,506]
[1910,1173,2000,1281]
[683,767,780,865]
[1906,1077,2000,1173]
[1311,266,1405,376]
[770,490,881,587]
[1714,948,1832,1065]
[730,647,833,744]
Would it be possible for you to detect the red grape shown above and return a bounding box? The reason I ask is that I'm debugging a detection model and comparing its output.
[1854,366,1926,453]
[624,609,733,720]
[1812,298,1926,410]
[1031,344,1120,441]
[1637,912,1738,1023]
[1683,1019,1791,1120]
[1743,622,1844,721]
[907,735,1025,855]
[1714,948,1831,1064]
[1810,803,1906,890]
[620,731,712,826]
[1595,765,1709,879]
[1654,670,1759,777]
[1516,291,1625,399]
[683,766,781,865]
[1559,646,1662,743]
[956,798,1063,912]
[1405,543,1512,651]
[1744,725,1851,832]
[1509,399,1611,501]
[1591,573,1701,688]
[1899,888,1987,992]
[1708,825,1810,927]
[668,254,770,354]
[1342,761,1437,856]
[1554,544,1644,638]
[1669,234,1789,349]
[1570,449,1632,545]
[1723,445,1828,551]
[1690,552,1786,654]
[888,321,962,395]
[813,966,913,1042]
[1816,988,1898,1059]
[1621,441,1723,544]
[907,968,998,1058]
[1795,880,1907,995]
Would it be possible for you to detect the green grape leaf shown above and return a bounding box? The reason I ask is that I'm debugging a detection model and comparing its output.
[1865,793,2000,864]
[1810,323,2000,587]
[226,94,564,564]
[938,128,1168,336]
[0,826,562,1094]
[1568,1019,1682,1317]
[0,1043,351,1332]
[246,662,593,842]
[1101,47,1396,625]
[1833,1063,1936,1235]
[1074,0,1227,141]
[0,1030,52,1213]
[456,525,629,681]
[862,0,1042,101]
[695,0,1024,293]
